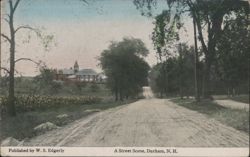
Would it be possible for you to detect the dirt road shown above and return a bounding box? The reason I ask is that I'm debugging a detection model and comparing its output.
[24,87,249,147]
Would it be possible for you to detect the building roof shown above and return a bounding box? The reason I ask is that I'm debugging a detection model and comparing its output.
[76,69,97,76]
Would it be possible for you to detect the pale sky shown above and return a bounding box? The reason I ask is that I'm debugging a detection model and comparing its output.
[1,0,193,76]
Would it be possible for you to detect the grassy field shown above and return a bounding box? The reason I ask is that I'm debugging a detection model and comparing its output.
[0,77,111,98]
[212,95,249,104]
[0,78,136,141]
[171,98,249,134]
[230,95,249,104]
[0,99,135,141]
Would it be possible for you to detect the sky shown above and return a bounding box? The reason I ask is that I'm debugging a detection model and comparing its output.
[1,0,193,76]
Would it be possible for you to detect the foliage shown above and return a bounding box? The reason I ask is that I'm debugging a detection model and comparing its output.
[90,83,100,92]
[74,81,87,93]
[34,68,55,86]
[33,68,62,94]
[134,0,249,98]
[215,9,249,95]
[176,43,195,97]
[152,10,183,60]
[0,77,9,95]
[0,95,102,113]
[149,43,195,97]
[99,37,150,100]
[0,75,111,98]
[1,0,55,116]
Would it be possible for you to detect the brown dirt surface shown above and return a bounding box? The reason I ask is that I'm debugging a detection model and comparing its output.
[23,87,249,147]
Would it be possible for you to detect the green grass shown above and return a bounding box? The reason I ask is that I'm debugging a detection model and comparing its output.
[1,79,112,98]
[212,95,249,104]
[0,95,102,113]
[230,95,249,104]
[171,98,249,134]
[0,99,135,141]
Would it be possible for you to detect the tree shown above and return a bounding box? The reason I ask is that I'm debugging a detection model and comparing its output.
[150,59,178,97]
[136,1,200,100]
[1,0,23,116]
[134,0,249,99]
[34,68,55,87]
[215,9,249,96]
[34,68,63,94]
[1,0,54,116]
[149,43,195,98]
[191,0,249,98]
[99,37,150,101]
[176,43,195,98]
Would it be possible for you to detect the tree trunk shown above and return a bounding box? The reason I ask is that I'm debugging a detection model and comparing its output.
[203,58,212,99]
[7,7,16,116]
[164,65,168,96]
[160,91,163,98]
[179,49,184,100]
[232,88,235,97]
[119,89,123,101]
[180,88,183,99]
[115,88,118,101]
[114,79,118,101]
[227,88,230,97]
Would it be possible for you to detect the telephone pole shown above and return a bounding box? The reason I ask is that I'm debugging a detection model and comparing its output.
[193,15,200,102]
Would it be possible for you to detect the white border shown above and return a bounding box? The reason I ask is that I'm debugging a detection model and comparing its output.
[1,147,249,157]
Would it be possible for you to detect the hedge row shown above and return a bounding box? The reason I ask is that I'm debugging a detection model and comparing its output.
[0,95,102,112]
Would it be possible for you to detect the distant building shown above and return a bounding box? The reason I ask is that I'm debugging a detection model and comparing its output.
[55,61,106,83]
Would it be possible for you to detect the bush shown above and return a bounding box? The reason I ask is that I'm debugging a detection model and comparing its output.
[50,81,62,93]
[0,95,102,113]
[90,83,100,92]
[75,82,87,93]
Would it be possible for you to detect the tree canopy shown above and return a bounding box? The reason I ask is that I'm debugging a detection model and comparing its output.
[134,0,249,98]
[149,43,195,98]
[99,37,150,101]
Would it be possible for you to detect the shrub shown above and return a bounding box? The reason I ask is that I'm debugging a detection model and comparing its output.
[0,95,102,113]
[90,83,100,92]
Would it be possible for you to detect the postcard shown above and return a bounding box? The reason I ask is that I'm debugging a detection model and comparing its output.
[0,0,249,156]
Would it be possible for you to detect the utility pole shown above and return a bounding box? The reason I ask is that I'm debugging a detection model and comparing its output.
[0,43,1,77]
[193,16,200,102]
[0,0,2,77]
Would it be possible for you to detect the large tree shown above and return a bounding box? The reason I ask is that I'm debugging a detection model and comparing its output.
[1,0,53,116]
[215,9,249,95]
[99,37,150,101]
[176,43,195,98]
[149,43,195,98]
[134,0,249,99]
[1,0,23,116]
